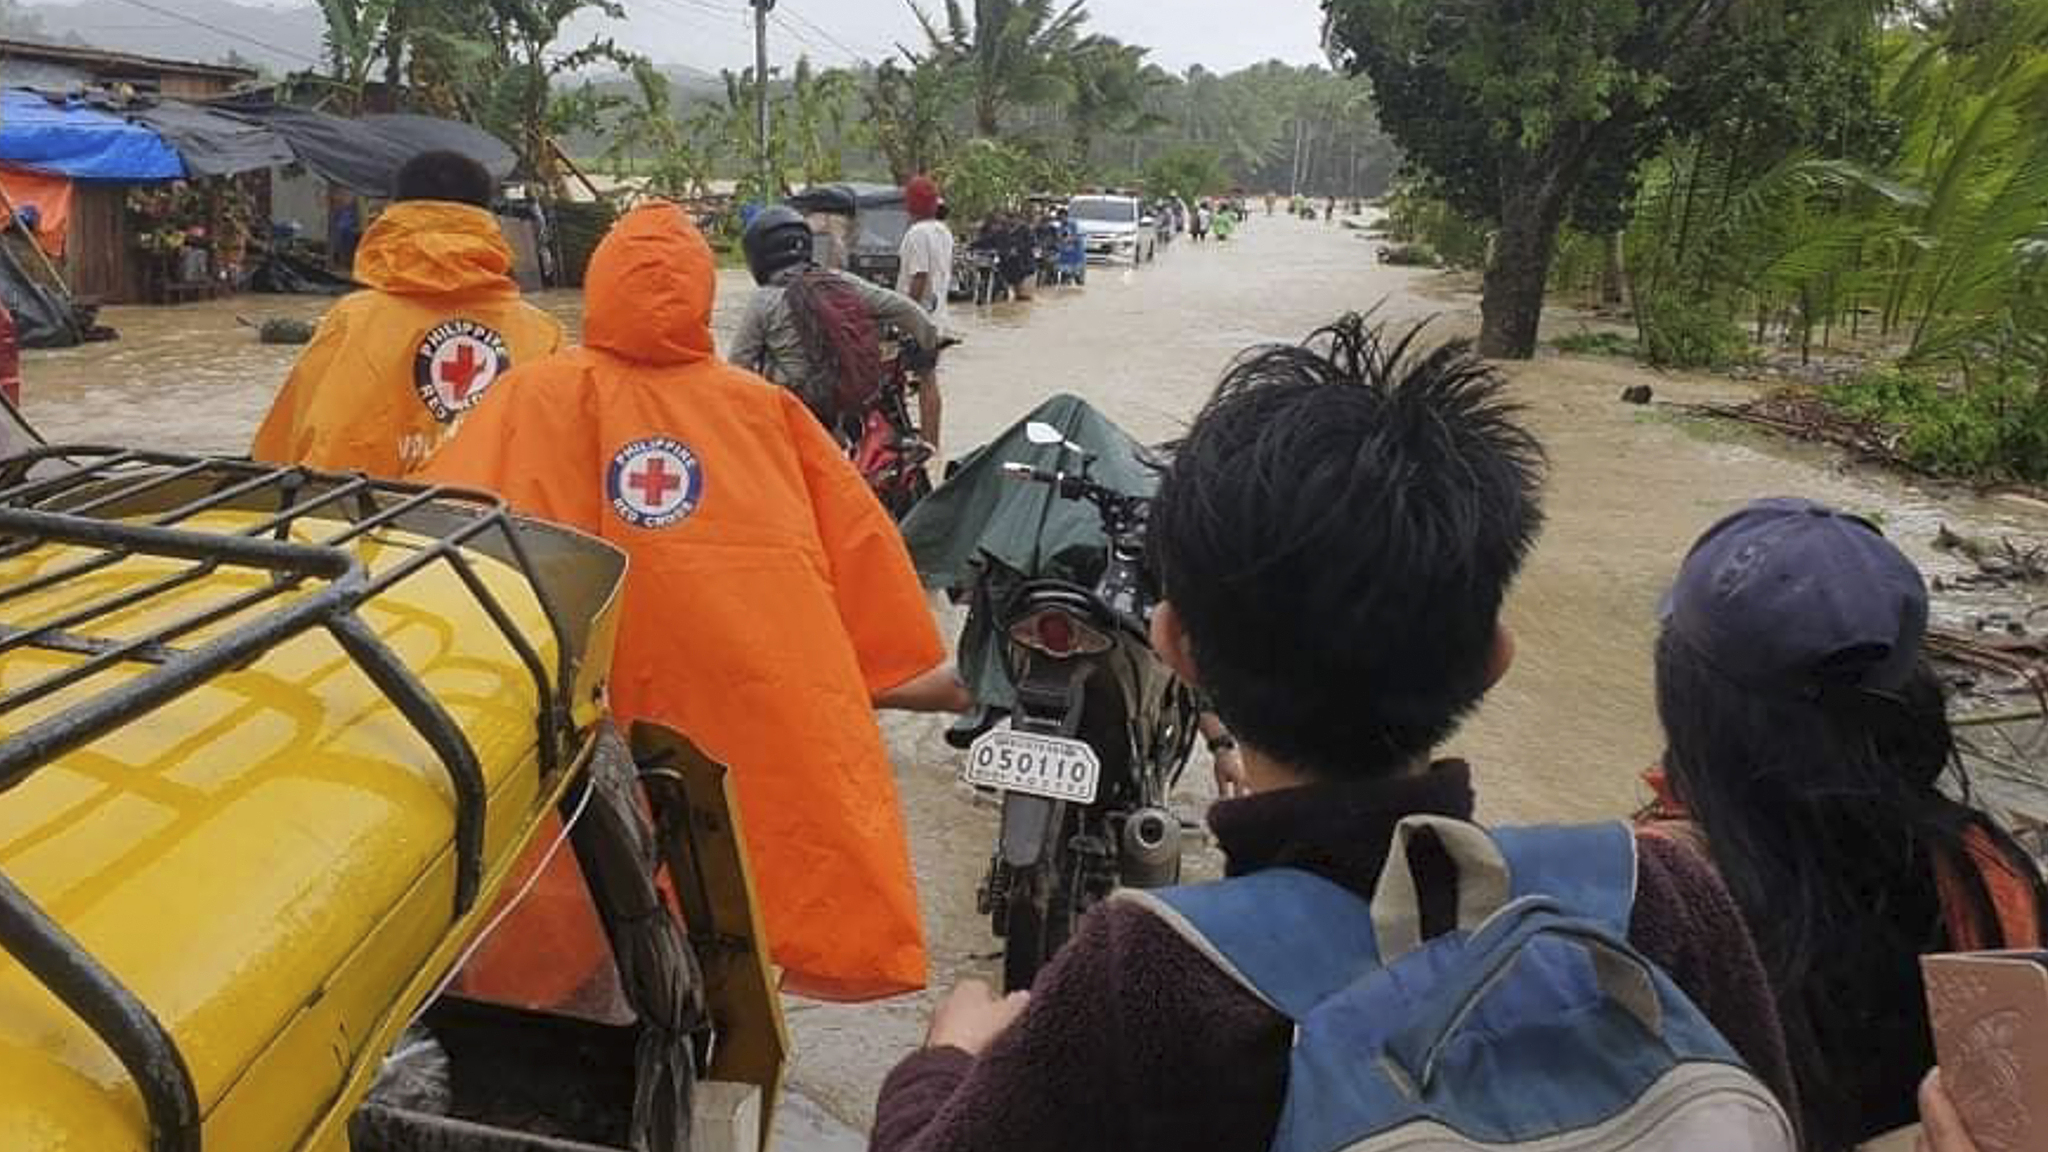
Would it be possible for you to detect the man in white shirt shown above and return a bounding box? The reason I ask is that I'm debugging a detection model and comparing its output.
[897,175,954,451]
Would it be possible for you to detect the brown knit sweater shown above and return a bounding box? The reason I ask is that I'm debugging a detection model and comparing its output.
[871,762,1798,1152]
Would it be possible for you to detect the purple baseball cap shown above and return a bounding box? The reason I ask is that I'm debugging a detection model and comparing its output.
[1662,498,1929,699]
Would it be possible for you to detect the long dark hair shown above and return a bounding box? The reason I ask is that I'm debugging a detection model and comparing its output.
[1656,631,2036,1148]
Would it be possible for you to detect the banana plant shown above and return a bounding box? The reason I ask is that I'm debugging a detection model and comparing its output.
[313,0,399,112]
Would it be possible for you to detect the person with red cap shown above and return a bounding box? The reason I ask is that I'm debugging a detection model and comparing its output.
[897,174,953,450]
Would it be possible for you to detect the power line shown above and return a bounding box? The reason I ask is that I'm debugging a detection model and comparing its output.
[781,7,884,63]
[104,0,323,67]
[769,11,858,65]
[640,0,758,57]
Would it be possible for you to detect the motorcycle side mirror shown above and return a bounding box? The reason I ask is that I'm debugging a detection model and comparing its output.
[1025,422,1070,448]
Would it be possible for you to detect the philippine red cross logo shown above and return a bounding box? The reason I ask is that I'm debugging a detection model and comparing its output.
[607,438,705,530]
[413,319,513,422]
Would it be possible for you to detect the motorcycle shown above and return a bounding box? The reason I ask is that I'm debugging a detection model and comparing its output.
[954,421,1202,991]
[848,332,953,521]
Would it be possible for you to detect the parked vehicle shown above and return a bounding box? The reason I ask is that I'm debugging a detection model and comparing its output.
[851,332,954,521]
[0,448,784,1152]
[947,420,1201,990]
[953,247,1001,305]
[1069,195,1157,266]
[786,182,913,290]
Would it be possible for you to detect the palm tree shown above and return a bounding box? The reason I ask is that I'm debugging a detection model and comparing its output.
[912,0,1090,136]
[1065,38,1169,167]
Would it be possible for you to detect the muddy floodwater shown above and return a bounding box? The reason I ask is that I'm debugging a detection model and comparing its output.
[21,214,2048,1145]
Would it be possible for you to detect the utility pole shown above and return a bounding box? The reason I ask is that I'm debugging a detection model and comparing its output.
[752,0,775,202]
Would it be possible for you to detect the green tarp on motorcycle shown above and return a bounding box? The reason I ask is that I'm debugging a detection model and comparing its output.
[901,393,1161,708]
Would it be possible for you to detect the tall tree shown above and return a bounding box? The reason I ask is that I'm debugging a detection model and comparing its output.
[866,55,962,182]
[1324,0,1749,358]
[1065,38,1168,167]
[913,0,1090,135]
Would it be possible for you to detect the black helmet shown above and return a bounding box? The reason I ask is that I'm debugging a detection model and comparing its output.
[742,205,814,285]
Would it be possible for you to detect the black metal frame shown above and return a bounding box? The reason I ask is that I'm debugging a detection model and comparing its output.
[0,447,586,1152]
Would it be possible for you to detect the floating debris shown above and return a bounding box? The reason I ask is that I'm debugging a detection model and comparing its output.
[1666,390,1927,475]
[237,315,316,345]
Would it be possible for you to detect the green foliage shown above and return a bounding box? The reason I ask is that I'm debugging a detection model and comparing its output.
[1323,0,1710,227]
[939,137,1067,223]
[312,0,638,189]
[914,0,1091,136]
[1381,185,1487,268]
[1636,294,1754,368]
[789,58,859,186]
[867,55,963,183]
[604,60,715,198]
[1614,1,2048,393]
[1141,146,1226,205]
[1828,367,2048,480]
[1064,38,1169,165]
[313,0,399,111]
[1323,0,1870,357]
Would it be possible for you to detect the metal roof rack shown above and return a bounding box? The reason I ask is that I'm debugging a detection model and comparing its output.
[0,446,585,1152]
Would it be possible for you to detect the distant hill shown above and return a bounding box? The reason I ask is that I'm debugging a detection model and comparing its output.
[3,0,325,73]
[0,1,724,88]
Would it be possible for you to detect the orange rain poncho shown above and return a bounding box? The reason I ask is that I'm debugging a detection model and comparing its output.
[250,201,565,478]
[423,203,942,1001]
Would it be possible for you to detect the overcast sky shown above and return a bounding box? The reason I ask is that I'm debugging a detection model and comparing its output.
[577,0,1332,76]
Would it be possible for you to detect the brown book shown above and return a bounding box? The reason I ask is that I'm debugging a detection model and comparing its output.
[1922,951,2048,1152]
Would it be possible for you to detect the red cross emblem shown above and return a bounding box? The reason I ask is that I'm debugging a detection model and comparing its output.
[414,320,512,422]
[438,341,488,402]
[609,438,703,529]
[627,456,684,505]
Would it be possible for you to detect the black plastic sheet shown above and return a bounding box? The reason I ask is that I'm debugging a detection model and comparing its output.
[128,101,296,178]
[217,102,517,197]
[901,395,1162,707]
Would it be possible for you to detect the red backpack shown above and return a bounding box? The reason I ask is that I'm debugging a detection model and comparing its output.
[784,270,883,433]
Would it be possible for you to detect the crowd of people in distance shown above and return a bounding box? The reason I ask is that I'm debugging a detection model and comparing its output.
[247,150,2039,1152]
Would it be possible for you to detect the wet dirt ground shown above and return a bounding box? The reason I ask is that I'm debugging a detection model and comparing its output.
[20,213,2048,1147]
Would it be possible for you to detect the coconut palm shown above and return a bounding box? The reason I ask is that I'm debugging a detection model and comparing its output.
[1065,38,1169,167]
[912,0,1091,136]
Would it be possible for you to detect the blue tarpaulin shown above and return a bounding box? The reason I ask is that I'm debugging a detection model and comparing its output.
[0,89,183,181]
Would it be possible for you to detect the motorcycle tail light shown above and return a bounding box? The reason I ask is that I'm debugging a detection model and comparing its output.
[1009,608,1113,659]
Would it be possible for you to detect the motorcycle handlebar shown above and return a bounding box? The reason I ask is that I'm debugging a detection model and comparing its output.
[1002,462,1132,506]
[1001,462,1062,486]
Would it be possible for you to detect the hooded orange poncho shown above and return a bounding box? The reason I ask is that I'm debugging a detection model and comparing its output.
[251,201,565,478]
[423,203,940,1001]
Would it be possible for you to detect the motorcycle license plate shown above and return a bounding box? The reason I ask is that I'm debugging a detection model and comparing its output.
[964,729,1101,805]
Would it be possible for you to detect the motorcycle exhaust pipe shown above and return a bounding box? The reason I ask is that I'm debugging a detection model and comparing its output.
[1120,807,1182,889]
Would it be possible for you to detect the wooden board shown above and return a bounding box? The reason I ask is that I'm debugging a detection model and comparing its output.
[632,723,789,1152]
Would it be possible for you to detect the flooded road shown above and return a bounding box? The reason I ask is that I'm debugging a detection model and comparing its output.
[20,213,2048,1143]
